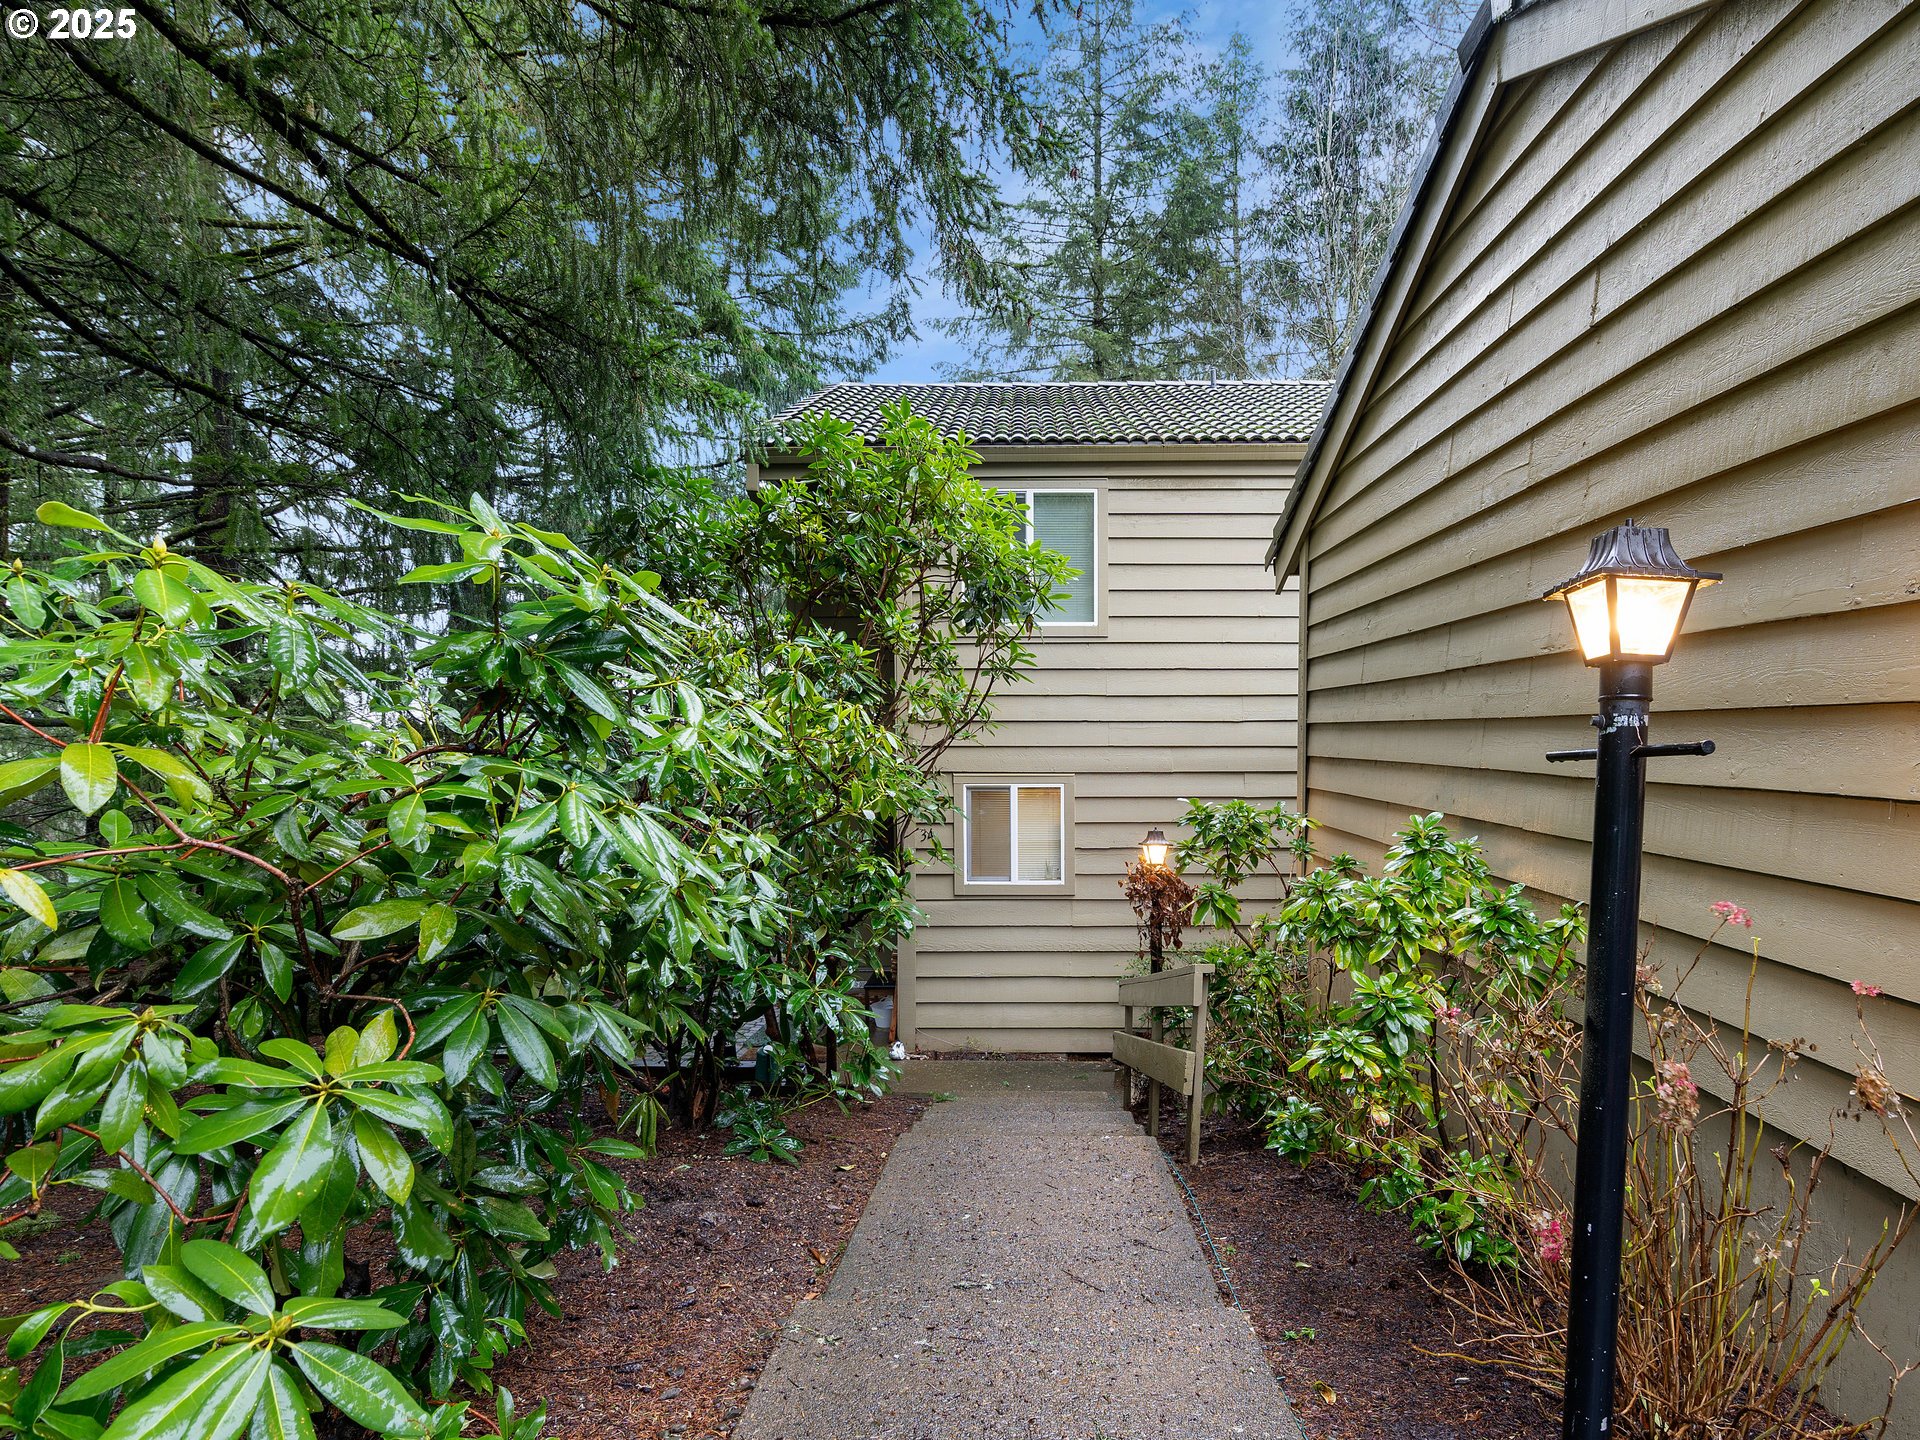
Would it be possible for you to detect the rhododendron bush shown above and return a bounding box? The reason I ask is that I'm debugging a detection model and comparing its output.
[0,486,1011,1440]
[1178,804,1918,1438]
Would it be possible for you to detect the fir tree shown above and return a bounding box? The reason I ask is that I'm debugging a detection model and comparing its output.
[942,0,1200,380]
[0,0,1054,597]
[1266,0,1469,376]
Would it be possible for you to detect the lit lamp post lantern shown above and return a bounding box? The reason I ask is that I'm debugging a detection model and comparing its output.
[1137,826,1173,973]
[1138,826,1172,869]
[1543,520,1720,1440]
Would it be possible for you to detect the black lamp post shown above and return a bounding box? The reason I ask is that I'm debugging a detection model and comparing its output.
[1138,827,1172,972]
[1543,521,1720,1440]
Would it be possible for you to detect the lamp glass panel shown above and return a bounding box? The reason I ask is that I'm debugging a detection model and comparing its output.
[1563,578,1615,662]
[1141,838,1170,867]
[1613,576,1693,658]
[964,786,1011,882]
[1014,785,1065,882]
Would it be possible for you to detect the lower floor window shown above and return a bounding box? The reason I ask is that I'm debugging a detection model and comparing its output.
[963,782,1065,884]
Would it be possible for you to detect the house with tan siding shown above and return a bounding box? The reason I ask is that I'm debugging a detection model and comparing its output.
[1265,0,1920,1422]
[755,380,1325,1054]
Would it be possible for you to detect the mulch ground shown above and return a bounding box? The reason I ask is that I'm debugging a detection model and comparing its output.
[496,1092,926,1440]
[1144,1100,1555,1440]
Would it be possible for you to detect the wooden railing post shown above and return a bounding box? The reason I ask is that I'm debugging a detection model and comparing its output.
[1148,1011,1164,1138]
[1186,966,1208,1166]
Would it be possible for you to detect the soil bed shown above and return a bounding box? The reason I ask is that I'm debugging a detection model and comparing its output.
[1147,1101,1554,1440]
[497,1092,925,1440]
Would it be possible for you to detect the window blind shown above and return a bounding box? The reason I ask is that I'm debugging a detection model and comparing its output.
[1029,491,1096,624]
[966,785,1012,882]
[1013,785,1063,881]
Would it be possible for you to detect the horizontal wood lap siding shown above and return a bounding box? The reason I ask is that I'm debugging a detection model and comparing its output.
[1298,0,1920,1195]
[914,445,1300,1053]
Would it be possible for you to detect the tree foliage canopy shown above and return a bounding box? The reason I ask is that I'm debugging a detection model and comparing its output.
[0,0,1054,587]
[944,0,1472,380]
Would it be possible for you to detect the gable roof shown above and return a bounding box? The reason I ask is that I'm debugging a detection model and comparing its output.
[768,381,1331,447]
[1263,0,1716,578]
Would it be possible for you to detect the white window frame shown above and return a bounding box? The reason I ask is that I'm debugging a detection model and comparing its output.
[1012,486,1103,632]
[954,775,1076,897]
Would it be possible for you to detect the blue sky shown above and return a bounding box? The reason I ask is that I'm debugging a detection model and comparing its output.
[864,1,1305,383]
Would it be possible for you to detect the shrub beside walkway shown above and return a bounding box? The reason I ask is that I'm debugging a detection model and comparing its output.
[735,1060,1301,1440]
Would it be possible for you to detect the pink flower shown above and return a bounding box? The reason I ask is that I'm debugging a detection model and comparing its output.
[1710,901,1753,928]
[1851,981,1884,998]
[1653,1059,1699,1130]
[1531,1212,1566,1265]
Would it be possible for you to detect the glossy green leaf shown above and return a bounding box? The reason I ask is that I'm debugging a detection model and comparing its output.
[121,645,172,712]
[493,1002,556,1090]
[321,1027,359,1079]
[99,877,154,950]
[174,1105,309,1159]
[259,942,293,1003]
[34,501,110,532]
[409,993,482,1050]
[201,1059,306,1089]
[0,1046,80,1115]
[111,747,211,806]
[7,1302,69,1359]
[0,755,58,808]
[288,1342,423,1434]
[440,1009,488,1088]
[265,621,321,687]
[180,1240,276,1316]
[341,1087,451,1152]
[59,1320,243,1402]
[251,1360,316,1440]
[131,570,194,625]
[330,899,426,943]
[354,1010,399,1067]
[59,744,118,817]
[336,1061,440,1086]
[256,1040,323,1079]
[416,903,456,963]
[6,1140,59,1187]
[19,1336,63,1428]
[99,1341,269,1440]
[351,1113,413,1204]
[386,793,429,852]
[278,1296,406,1332]
[0,868,57,931]
[471,1196,549,1242]
[247,1102,337,1235]
[140,1265,224,1323]
[96,1064,145,1152]
[498,802,556,855]
[134,875,229,941]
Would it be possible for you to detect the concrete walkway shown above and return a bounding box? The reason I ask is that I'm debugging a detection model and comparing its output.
[734,1061,1301,1440]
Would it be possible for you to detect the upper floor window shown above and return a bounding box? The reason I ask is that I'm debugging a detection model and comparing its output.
[1014,489,1098,627]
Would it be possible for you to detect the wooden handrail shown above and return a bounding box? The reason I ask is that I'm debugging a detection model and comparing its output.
[1112,962,1213,1165]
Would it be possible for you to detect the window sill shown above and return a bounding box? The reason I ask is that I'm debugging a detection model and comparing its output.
[952,879,1077,899]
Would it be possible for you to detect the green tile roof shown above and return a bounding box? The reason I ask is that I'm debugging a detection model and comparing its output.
[768,381,1332,446]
